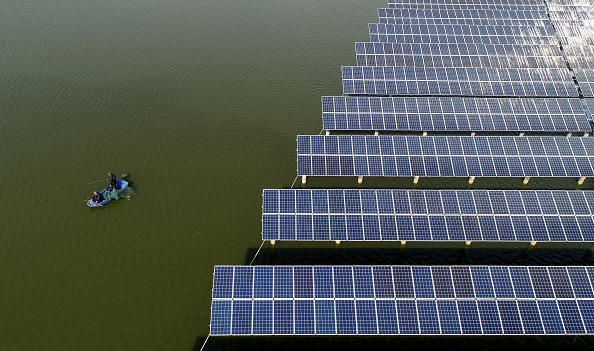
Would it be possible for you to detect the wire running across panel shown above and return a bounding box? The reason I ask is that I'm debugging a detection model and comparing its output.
[322,97,590,133]
[262,189,594,242]
[296,135,594,177]
[341,66,577,97]
[210,265,594,336]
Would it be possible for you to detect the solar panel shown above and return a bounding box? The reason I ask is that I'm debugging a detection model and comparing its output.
[389,0,543,5]
[210,265,594,336]
[262,189,594,242]
[389,3,546,11]
[297,135,594,177]
[369,23,557,45]
[379,7,547,19]
[357,42,561,58]
[321,96,590,132]
[356,52,565,69]
[382,16,550,27]
[342,66,577,97]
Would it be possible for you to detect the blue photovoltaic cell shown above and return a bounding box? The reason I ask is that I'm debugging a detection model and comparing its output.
[418,300,441,335]
[295,300,315,335]
[438,300,462,334]
[458,300,482,335]
[498,300,524,334]
[538,300,566,334]
[316,300,336,335]
[477,300,503,335]
[517,300,545,335]
[397,300,420,335]
[211,266,593,336]
[210,300,232,335]
[336,300,357,335]
[253,300,273,335]
[356,300,378,334]
[232,300,252,335]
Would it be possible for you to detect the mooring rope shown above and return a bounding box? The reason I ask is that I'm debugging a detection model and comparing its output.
[249,240,266,266]
[290,175,298,189]
[198,335,210,351]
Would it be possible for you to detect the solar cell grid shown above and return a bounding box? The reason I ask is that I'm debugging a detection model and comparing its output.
[342,66,577,97]
[263,189,594,242]
[211,266,594,335]
[297,136,594,178]
[389,3,546,11]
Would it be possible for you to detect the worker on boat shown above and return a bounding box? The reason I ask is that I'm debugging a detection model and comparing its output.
[108,172,117,189]
[91,191,104,205]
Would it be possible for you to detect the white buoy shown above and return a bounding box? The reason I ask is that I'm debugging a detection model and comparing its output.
[567,133,572,137]
[271,240,276,245]
[584,133,590,137]
[523,176,530,185]
[400,241,406,246]
[578,177,586,185]
[530,241,536,246]
[468,176,475,185]
[413,176,419,184]
[335,240,340,245]
[470,132,476,137]
[422,132,427,136]
[465,241,471,246]
[301,176,307,185]
[374,131,379,136]
[358,176,363,184]
[325,130,330,136]
[519,132,524,137]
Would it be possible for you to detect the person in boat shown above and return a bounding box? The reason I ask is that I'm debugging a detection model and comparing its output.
[106,183,114,192]
[91,191,104,205]
[108,172,117,189]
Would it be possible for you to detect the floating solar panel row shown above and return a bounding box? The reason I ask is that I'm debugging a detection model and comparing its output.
[356,42,561,58]
[210,265,594,335]
[261,189,594,242]
[371,32,557,45]
[296,135,594,177]
[378,8,547,20]
[388,0,542,5]
[556,26,594,38]
[342,66,577,97]
[321,96,590,132]
[369,24,555,38]
[380,17,548,26]
[389,3,546,10]
[356,54,565,69]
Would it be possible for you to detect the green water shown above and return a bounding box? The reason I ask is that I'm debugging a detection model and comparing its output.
[2,1,594,350]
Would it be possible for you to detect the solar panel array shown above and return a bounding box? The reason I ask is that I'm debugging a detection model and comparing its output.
[548,0,594,97]
[297,135,594,177]
[389,3,546,10]
[210,265,594,335]
[262,189,594,242]
[388,0,543,5]
[321,96,590,132]
[343,66,577,97]
[378,8,549,26]
[369,23,557,44]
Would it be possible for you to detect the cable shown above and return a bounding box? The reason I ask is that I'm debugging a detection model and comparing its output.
[198,335,210,351]
[249,241,265,266]
[290,175,298,189]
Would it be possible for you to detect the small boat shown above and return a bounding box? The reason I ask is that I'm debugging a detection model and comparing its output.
[87,179,129,207]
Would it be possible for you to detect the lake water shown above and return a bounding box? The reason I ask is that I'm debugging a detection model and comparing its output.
[1,0,593,350]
